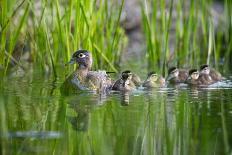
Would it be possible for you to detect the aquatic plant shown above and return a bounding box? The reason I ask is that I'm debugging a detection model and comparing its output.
[141,0,232,75]
[0,0,126,76]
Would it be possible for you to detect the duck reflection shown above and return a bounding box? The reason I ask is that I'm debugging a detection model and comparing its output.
[67,111,89,132]
[189,87,200,99]
[120,92,130,106]
[66,92,109,132]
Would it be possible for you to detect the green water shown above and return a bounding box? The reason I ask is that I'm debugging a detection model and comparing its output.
[1,72,232,155]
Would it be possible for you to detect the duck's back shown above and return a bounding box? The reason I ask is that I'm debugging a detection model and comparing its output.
[210,68,222,81]
[132,74,141,87]
[198,74,213,85]
[178,69,188,82]
[86,70,112,92]
[112,79,122,90]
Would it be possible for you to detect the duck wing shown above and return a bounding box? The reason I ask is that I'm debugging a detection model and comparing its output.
[210,68,222,81]
[179,69,189,82]
[86,70,112,91]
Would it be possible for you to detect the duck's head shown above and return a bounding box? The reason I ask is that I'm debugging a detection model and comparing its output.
[147,71,158,82]
[167,67,179,80]
[121,70,133,81]
[67,50,92,69]
[189,69,199,80]
[121,70,133,86]
[200,64,210,74]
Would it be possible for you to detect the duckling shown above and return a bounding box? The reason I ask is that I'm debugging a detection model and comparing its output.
[166,67,188,84]
[143,71,165,88]
[200,64,222,82]
[63,50,112,92]
[131,73,142,87]
[186,69,212,86]
[112,70,136,91]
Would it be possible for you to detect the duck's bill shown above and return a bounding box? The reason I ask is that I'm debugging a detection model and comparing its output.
[65,58,75,66]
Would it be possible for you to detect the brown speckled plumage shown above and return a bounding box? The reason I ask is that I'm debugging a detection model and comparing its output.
[63,50,112,92]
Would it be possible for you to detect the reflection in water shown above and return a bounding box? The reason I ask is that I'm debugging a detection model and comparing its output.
[67,96,91,132]
[120,92,130,106]
[1,74,232,155]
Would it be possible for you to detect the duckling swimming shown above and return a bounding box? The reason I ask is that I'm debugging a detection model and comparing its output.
[143,71,165,88]
[186,69,212,86]
[200,64,222,82]
[131,73,142,87]
[112,70,136,91]
[63,50,112,92]
[166,67,188,84]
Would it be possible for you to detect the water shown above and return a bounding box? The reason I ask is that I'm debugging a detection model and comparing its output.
[1,72,232,155]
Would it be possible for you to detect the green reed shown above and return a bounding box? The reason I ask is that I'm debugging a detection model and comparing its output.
[141,0,232,75]
[0,0,126,76]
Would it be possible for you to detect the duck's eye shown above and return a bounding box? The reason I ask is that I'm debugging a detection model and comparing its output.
[171,69,177,74]
[78,53,86,58]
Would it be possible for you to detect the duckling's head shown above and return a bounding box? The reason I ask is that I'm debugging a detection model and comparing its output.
[200,64,210,74]
[120,70,132,87]
[189,69,199,80]
[121,70,133,81]
[147,71,158,82]
[168,67,179,79]
[68,50,92,69]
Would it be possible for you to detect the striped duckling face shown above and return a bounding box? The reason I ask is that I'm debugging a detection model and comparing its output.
[121,70,133,81]
[167,67,179,80]
[147,71,159,82]
[67,50,93,69]
[200,64,210,75]
[189,69,199,80]
[121,70,133,87]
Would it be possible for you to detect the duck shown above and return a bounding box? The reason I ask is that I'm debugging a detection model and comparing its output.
[63,50,112,92]
[143,71,165,88]
[112,70,136,91]
[186,69,212,86]
[166,67,188,84]
[200,64,222,82]
[131,73,142,87]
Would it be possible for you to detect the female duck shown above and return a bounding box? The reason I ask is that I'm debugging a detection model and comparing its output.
[112,70,136,91]
[166,67,188,84]
[186,69,212,86]
[200,64,222,82]
[63,50,112,92]
[143,72,165,88]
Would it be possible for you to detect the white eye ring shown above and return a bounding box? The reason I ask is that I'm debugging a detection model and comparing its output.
[171,69,178,74]
[78,53,86,58]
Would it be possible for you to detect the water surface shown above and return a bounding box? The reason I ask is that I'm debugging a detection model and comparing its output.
[1,73,232,155]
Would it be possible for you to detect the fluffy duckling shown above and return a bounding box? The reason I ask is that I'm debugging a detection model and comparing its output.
[166,67,188,84]
[143,72,165,88]
[131,73,142,87]
[200,64,222,82]
[112,70,136,91]
[64,50,112,92]
[186,69,212,86]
